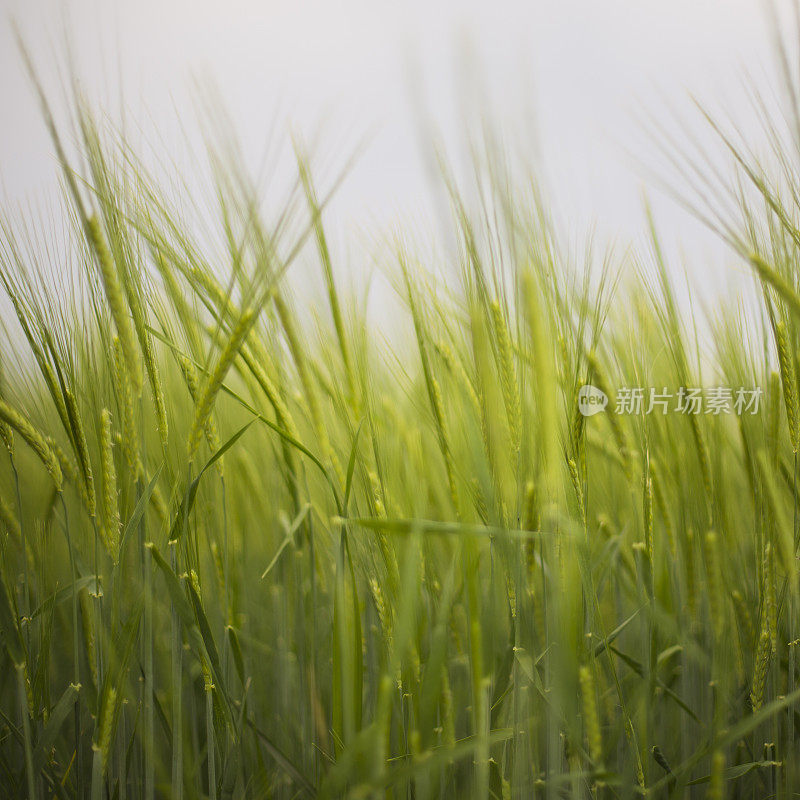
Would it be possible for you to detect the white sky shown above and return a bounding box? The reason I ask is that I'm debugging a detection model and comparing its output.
[0,0,795,310]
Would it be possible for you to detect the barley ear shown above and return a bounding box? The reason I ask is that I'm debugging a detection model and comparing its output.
[750,628,771,711]
[0,399,62,489]
[179,356,222,473]
[774,320,799,452]
[567,457,586,529]
[579,665,602,766]
[99,409,120,561]
[704,530,723,640]
[113,336,139,469]
[95,686,118,771]
[731,589,755,647]
[489,299,521,454]
[85,215,142,394]
[0,419,12,454]
[643,469,654,563]
[64,388,95,518]
[188,309,254,460]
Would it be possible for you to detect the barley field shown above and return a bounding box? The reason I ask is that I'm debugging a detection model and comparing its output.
[3,34,800,800]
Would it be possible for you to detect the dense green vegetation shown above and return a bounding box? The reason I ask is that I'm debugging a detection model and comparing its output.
[4,41,800,800]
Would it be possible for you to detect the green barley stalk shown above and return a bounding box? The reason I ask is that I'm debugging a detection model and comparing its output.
[731,589,755,647]
[579,665,602,766]
[0,279,72,437]
[643,468,654,564]
[704,531,723,641]
[122,265,169,451]
[764,543,778,654]
[431,376,461,515]
[521,270,559,500]
[79,588,99,690]
[188,309,254,460]
[57,492,83,796]
[649,457,675,558]
[489,299,521,454]
[91,686,118,800]
[167,539,184,799]
[17,662,36,800]
[206,682,217,800]
[685,529,698,619]
[272,292,334,458]
[63,388,96,518]
[189,569,218,799]
[0,493,20,539]
[144,541,155,800]
[586,350,631,478]
[708,750,725,800]
[688,413,713,503]
[297,152,358,413]
[402,256,460,515]
[240,337,300,437]
[471,300,513,525]
[434,339,481,418]
[147,475,169,529]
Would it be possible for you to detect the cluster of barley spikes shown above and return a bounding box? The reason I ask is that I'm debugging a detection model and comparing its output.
[7,43,800,800]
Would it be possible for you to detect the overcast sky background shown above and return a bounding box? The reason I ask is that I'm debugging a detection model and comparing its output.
[0,0,796,316]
